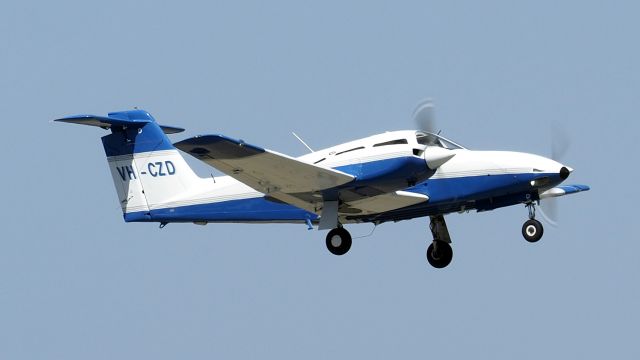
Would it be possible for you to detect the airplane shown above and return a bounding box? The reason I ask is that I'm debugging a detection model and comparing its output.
[55,106,589,268]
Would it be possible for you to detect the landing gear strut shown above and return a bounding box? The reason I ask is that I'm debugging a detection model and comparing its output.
[325,227,352,255]
[426,215,453,268]
[522,203,544,242]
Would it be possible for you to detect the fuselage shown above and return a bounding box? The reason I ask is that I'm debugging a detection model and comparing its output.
[142,130,571,225]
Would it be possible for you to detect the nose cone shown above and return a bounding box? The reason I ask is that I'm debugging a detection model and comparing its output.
[494,152,574,184]
[559,166,572,180]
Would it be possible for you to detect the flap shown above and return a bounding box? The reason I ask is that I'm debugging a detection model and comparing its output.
[344,191,429,215]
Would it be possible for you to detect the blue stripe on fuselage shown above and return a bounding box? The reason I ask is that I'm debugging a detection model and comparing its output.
[124,170,564,224]
[125,197,318,223]
[331,156,432,196]
[406,172,562,203]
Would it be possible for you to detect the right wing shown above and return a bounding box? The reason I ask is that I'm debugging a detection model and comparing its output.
[539,184,590,199]
[344,191,429,215]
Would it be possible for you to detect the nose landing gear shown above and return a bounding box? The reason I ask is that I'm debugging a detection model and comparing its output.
[522,203,544,242]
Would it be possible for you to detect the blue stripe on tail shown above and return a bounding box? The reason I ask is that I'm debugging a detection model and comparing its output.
[100,110,176,157]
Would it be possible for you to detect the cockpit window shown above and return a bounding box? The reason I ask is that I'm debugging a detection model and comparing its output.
[373,139,408,147]
[416,132,465,149]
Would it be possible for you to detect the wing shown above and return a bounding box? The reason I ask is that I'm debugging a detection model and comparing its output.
[174,135,355,211]
[343,191,429,215]
[539,184,590,199]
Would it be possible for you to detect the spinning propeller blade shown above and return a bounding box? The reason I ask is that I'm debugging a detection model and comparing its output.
[551,121,571,161]
[539,121,572,227]
[413,98,436,133]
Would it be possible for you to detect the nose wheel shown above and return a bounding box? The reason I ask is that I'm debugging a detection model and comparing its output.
[522,219,543,242]
[522,203,544,242]
[325,227,352,255]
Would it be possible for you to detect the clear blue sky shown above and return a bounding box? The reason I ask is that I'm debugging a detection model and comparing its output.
[1,1,637,359]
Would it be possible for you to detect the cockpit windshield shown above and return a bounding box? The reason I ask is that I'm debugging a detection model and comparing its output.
[416,131,465,149]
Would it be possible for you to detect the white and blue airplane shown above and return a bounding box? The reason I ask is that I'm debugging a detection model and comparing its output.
[56,107,589,268]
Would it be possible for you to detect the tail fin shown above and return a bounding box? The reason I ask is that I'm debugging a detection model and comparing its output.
[56,110,203,222]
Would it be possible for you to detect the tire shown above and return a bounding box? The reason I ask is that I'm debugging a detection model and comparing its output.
[326,228,352,256]
[522,219,544,243]
[426,241,453,268]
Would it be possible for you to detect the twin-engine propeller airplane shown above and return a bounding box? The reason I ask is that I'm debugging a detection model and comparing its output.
[56,104,589,268]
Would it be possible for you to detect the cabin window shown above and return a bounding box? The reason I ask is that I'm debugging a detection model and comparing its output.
[373,139,408,147]
[313,158,326,164]
[335,146,365,156]
[416,132,464,149]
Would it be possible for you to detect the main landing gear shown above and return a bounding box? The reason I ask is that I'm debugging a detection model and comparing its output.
[323,204,542,267]
[325,227,352,255]
[426,215,453,269]
[522,202,544,243]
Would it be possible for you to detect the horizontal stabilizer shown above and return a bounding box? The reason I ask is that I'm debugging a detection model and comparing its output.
[539,184,590,199]
[55,111,184,134]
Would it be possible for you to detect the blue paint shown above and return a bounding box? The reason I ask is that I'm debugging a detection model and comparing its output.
[126,165,136,180]
[146,161,176,177]
[406,172,569,204]
[558,184,591,193]
[335,156,430,182]
[116,166,127,181]
[124,211,152,222]
[101,120,175,157]
[122,171,581,224]
[165,161,176,175]
[116,165,136,180]
[125,196,319,223]
[324,156,432,200]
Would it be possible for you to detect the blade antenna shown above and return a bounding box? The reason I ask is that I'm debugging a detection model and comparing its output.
[292,132,314,152]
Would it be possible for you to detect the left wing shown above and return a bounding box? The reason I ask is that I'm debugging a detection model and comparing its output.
[539,184,590,199]
[174,135,355,210]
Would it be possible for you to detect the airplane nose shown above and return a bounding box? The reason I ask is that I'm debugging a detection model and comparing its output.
[559,166,572,180]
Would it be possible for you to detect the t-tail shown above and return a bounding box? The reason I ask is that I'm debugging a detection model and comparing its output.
[55,110,205,222]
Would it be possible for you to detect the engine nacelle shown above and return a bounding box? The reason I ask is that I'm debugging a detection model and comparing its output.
[423,147,456,170]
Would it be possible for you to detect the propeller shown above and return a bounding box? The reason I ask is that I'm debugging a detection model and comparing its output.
[412,98,456,169]
[412,98,437,134]
[539,121,572,227]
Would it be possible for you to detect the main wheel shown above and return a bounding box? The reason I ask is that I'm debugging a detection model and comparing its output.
[426,241,453,268]
[522,219,544,242]
[326,228,352,255]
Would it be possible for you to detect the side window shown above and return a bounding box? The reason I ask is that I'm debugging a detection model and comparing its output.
[373,139,408,147]
[335,146,365,156]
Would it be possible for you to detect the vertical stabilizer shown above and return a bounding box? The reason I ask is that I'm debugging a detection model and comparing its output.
[56,110,203,222]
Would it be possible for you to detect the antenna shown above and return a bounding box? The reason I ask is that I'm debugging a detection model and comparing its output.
[291,132,314,152]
